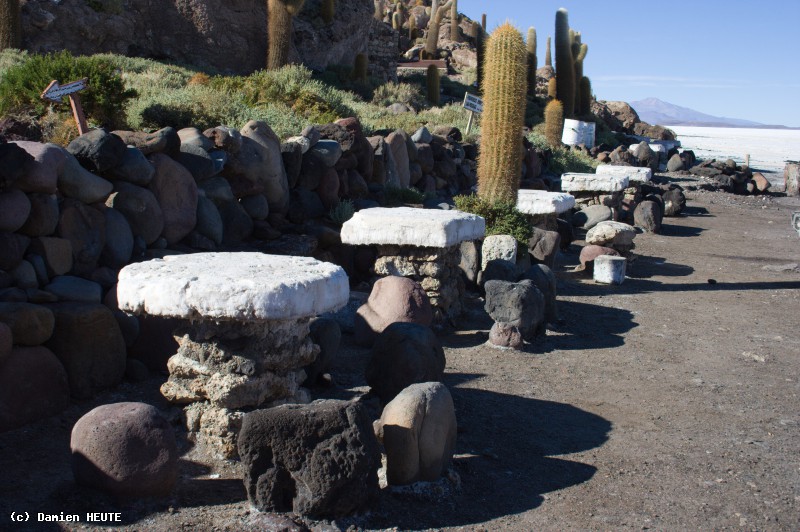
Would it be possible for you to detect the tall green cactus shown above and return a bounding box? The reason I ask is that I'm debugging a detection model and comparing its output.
[555,8,574,118]
[0,0,21,51]
[321,0,334,24]
[481,13,486,31]
[547,77,557,99]
[573,42,588,116]
[267,0,306,70]
[352,53,368,82]
[373,0,383,21]
[450,0,459,42]
[545,36,551,67]
[426,64,440,106]
[476,22,528,204]
[544,99,564,148]
[579,76,592,116]
[526,27,537,98]
[392,11,401,30]
[424,0,452,58]
[475,22,484,93]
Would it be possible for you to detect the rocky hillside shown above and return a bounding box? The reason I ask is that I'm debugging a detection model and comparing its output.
[21,0,376,75]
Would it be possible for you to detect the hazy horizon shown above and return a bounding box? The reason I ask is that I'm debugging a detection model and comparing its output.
[456,0,800,128]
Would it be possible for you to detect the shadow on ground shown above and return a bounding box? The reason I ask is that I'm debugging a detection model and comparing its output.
[361,373,611,529]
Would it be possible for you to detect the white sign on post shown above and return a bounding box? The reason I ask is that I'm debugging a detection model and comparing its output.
[463,93,483,135]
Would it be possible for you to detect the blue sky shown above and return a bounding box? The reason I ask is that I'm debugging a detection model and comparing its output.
[457,0,800,127]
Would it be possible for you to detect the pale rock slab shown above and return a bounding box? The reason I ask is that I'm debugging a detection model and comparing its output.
[340,207,485,248]
[516,190,575,215]
[117,252,349,321]
[586,221,638,251]
[561,173,629,192]
[595,165,653,184]
[481,235,517,271]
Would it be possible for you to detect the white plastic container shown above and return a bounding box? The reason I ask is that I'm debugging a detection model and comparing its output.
[561,119,596,148]
[593,255,627,284]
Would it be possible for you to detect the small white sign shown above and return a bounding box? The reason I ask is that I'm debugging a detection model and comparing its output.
[463,93,483,114]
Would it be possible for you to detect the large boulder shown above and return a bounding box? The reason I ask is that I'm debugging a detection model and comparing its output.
[528,228,561,267]
[662,188,686,216]
[9,141,65,193]
[354,276,433,347]
[45,302,127,399]
[520,264,558,323]
[0,189,31,233]
[0,302,55,345]
[0,346,69,432]
[591,100,640,134]
[633,122,676,141]
[365,322,446,404]
[56,199,106,276]
[373,382,457,485]
[147,153,198,245]
[634,200,662,233]
[238,400,381,518]
[66,129,127,173]
[107,146,155,185]
[18,192,59,237]
[71,402,178,498]
[484,279,545,341]
[59,152,114,203]
[572,205,613,230]
[105,182,165,245]
[586,221,637,253]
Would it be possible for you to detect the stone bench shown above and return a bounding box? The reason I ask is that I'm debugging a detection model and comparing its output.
[561,172,629,210]
[516,190,575,230]
[117,252,348,459]
[340,207,485,321]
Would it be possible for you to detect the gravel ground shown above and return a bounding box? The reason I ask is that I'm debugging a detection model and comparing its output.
[1,177,799,531]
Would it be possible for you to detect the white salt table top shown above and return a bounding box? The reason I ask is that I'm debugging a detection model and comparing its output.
[340,207,485,247]
[561,173,629,192]
[516,190,575,215]
[117,252,349,321]
[595,165,653,183]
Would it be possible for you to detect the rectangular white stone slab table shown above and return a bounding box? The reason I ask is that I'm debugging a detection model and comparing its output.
[341,207,485,321]
[561,173,630,209]
[117,252,349,458]
[516,190,576,231]
[595,165,653,184]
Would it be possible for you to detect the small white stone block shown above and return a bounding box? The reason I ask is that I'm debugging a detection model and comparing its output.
[340,207,485,248]
[516,190,576,215]
[594,255,627,284]
[561,173,629,192]
[481,235,517,270]
[117,252,349,321]
[595,165,653,184]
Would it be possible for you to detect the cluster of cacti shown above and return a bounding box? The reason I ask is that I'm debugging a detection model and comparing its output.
[544,99,564,148]
[545,36,552,67]
[424,0,453,58]
[426,63,440,105]
[450,0,459,41]
[320,0,334,24]
[0,0,21,51]
[352,53,368,82]
[267,0,306,70]
[526,27,536,98]
[554,7,575,118]
[476,23,528,204]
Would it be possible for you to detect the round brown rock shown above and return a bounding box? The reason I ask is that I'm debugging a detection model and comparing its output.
[0,346,69,432]
[71,402,178,498]
[354,276,433,347]
[489,321,524,349]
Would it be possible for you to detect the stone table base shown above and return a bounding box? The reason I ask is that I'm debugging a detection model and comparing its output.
[374,245,464,323]
[162,318,318,459]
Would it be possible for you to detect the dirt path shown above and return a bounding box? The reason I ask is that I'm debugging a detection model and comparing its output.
[1,186,799,531]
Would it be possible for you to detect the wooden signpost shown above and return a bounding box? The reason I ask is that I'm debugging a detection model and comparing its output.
[41,78,89,136]
[462,92,483,135]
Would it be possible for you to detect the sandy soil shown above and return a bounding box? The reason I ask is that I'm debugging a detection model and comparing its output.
[1,177,799,531]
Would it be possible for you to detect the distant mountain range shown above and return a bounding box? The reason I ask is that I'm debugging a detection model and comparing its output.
[630,98,797,129]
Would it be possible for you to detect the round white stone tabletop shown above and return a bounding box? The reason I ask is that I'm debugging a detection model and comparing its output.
[117,252,349,321]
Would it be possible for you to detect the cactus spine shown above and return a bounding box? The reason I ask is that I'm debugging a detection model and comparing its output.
[352,53,368,82]
[321,0,334,24]
[555,8,575,118]
[426,64,440,106]
[476,22,528,204]
[544,99,564,148]
[0,0,20,51]
[526,27,537,98]
[545,36,551,67]
[450,0,459,42]
[267,0,306,70]
[579,76,591,116]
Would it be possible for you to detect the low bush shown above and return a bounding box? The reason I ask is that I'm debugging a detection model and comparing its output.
[454,194,533,248]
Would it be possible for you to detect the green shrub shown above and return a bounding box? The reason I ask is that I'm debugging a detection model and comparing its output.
[454,194,532,248]
[329,199,354,225]
[528,127,598,174]
[385,185,426,205]
[0,50,136,128]
[370,81,427,110]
